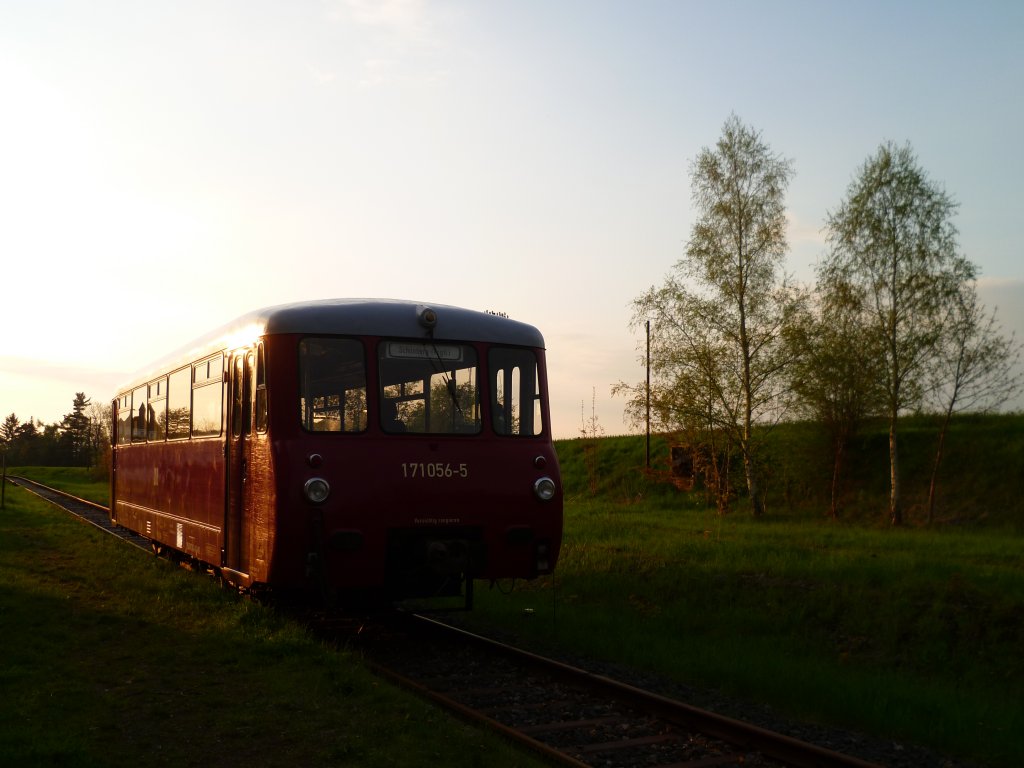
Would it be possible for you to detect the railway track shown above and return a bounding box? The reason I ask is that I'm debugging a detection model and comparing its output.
[6,475,152,552]
[10,476,883,768]
[353,614,883,768]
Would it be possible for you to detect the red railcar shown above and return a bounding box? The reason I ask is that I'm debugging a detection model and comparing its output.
[110,299,562,605]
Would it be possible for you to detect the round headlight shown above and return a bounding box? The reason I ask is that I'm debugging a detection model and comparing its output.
[533,476,557,501]
[304,477,330,504]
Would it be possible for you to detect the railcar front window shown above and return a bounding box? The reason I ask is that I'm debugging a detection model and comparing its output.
[299,338,367,432]
[489,348,544,436]
[379,341,480,434]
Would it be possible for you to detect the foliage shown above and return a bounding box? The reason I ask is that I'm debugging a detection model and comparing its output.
[784,283,886,517]
[617,114,803,517]
[59,392,93,466]
[1,393,110,470]
[623,130,1019,528]
[397,378,480,433]
[820,141,974,524]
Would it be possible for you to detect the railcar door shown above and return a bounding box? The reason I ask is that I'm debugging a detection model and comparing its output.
[225,350,255,575]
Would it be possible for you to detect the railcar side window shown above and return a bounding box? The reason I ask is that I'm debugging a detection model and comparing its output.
[299,338,367,432]
[378,341,480,434]
[192,354,223,438]
[116,394,132,445]
[147,377,167,441]
[166,367,191,439]
[489,348,544,436]
[131,386,148,442]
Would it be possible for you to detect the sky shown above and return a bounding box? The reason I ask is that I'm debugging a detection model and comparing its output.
[2,0,1022,439]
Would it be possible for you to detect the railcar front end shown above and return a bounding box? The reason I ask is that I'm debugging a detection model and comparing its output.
[268,329,561,603]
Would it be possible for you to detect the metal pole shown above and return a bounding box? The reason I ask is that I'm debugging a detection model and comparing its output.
[645,320,651,470]
[2,452,6,509]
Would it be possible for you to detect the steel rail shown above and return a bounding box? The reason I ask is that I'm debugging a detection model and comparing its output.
[408,614,884,768]
[364,656,592,768]
[7,475,109,514]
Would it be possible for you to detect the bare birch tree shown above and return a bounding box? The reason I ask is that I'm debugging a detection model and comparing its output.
[924,281,1023,522]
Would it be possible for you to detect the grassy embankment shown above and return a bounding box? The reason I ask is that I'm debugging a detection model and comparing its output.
[0,478,541,768]
[466,415,1024,767]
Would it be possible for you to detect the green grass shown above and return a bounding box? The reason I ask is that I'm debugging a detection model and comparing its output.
[0,483,541,768]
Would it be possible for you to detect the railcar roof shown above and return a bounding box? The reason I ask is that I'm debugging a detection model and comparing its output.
[116,298,546,393]
[254,298,545,343]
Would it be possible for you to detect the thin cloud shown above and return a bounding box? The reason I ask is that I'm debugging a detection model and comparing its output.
[308,65,338,84]
[344,0,425,30]
[324,0,430,40]
[786,211,826,247]
[0,356,126,389]
[321,0,446,89]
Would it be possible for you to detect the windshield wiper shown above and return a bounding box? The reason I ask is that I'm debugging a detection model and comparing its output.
[429,343,464,417]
